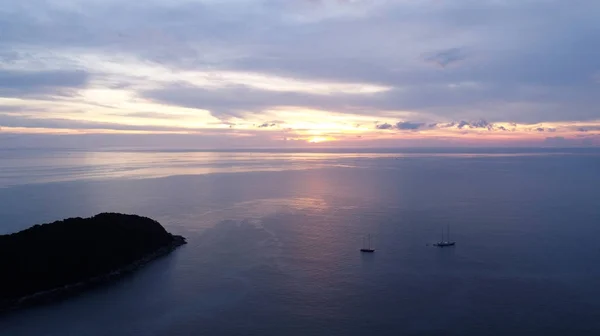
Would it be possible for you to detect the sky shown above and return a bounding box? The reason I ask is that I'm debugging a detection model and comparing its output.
[0,0,599,148]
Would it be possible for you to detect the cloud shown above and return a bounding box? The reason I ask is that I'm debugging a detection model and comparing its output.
[0,114,192,132]
[371,118,590,135]
[376,123,393,130]
[257,122,277,128]
[0,70,89,98]
[424,47,467,68]
[575,126,600,132]
[0,105,46,114]
[142,82,387,121]
[396,121,425,130]
[117,112,186,119]
[453,119,494,130]
[0,0,599,147]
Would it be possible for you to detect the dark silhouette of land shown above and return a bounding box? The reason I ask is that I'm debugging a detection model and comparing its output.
[0,213,186,312]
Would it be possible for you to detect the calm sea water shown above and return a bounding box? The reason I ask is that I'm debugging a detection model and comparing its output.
[1,148,600,335]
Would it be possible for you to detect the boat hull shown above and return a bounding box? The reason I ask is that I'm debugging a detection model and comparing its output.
[433,242,455,247]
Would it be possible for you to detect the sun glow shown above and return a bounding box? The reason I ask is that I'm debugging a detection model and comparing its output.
[308,136,329,143]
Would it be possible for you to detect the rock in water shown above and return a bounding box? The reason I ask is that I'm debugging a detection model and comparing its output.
[0,213,186,312]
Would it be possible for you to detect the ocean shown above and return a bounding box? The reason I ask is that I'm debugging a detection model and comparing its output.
[1,148,600,335]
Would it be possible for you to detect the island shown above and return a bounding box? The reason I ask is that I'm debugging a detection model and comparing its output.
[0,213,186,313]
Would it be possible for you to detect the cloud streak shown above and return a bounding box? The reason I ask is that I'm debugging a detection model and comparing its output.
[0,70,89,98]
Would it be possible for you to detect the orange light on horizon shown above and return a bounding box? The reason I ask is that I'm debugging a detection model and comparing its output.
[308,136,330,143]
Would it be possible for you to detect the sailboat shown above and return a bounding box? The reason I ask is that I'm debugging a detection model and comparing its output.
[433,224,455,247]
[360,234,375,253]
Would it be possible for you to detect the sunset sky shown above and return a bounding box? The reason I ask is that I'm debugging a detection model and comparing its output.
[1,0,599,148]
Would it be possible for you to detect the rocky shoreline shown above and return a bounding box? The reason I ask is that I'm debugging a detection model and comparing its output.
[1,234,186,314]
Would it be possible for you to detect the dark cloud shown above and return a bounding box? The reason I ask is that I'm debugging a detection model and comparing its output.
[144,84,265,120]
[376,123,393,130]
[0,70,89,98]
[0,114,192,132]
[439,122,456,128]
[143,80,597,126]
[424,47,467,68]
[373,119,557,133]
[454,119,494,130]
[0,105,46,114]
[257,122,277,128]
[142,83,383,121]
[396,121,425,130]
[0,51,20,64]
[575,126,600,132]
[469,119,492,129]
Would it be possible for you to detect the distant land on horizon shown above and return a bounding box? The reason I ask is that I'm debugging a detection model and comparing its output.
[2,146,600,154]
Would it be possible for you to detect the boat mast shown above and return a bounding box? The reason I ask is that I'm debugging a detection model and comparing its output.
[447,224,450,242]
[368,234,371,249]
